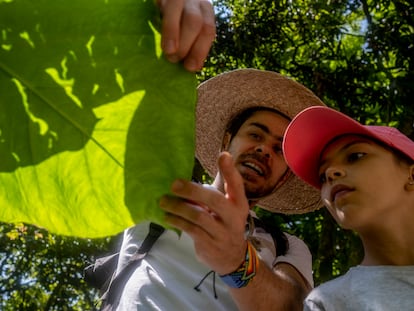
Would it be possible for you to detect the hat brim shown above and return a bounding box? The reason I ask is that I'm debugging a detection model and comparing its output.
[283,106,378,189]
[196,69,325,214]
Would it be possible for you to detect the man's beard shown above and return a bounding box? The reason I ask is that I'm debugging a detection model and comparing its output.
[243,178,275,201]
[237,152,277,200]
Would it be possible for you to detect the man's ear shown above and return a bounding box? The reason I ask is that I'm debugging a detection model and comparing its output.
[221,132,231,151]
[405,164,414,191]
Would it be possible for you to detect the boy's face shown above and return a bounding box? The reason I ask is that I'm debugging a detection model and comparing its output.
[318,134,411,230]
[222,110,290,201]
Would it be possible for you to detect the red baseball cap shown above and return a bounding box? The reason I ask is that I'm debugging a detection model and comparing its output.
[283,106,414,189]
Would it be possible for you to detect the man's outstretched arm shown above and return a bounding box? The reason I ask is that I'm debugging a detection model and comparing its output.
[160,152,312,311]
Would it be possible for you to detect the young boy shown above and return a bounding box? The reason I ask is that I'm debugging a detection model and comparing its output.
[282,106,414,310]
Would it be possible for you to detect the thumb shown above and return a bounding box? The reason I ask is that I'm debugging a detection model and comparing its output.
[217,152,248,208]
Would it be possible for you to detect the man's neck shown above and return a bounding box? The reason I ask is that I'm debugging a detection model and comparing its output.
[212,173,258,208]
[212,173,225,192]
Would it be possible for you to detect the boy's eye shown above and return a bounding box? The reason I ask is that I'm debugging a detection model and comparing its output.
[348,152,366,162]
[319,173,327,184]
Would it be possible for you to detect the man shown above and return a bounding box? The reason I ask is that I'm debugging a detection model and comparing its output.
[116,69,325,310]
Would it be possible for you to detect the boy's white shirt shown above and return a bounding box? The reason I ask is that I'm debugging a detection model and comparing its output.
[304,265,414,310]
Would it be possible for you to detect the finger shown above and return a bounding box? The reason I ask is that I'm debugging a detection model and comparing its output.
[169,179,228,216]
[218,152,248,209]
[181,1,216,71]
[160,194,220,227]
[160,195,209,219]
[159,0,184,59]
[174,1,204,61]
[164,212,216,241]
[160,195,217,237]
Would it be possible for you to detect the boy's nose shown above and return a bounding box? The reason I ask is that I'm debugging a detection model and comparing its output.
[325,166,346,182]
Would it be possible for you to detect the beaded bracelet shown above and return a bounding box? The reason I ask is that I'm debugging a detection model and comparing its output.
[219,241,260,288]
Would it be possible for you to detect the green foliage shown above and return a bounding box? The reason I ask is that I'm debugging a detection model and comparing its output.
[206,0,414,133]
[0,0,197,238]
[0,221,116,310]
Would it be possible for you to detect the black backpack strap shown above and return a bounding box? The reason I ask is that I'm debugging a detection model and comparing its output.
[99,222,165,311]
[136,222,165,255]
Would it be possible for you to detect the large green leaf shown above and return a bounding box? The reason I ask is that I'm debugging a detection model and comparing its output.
[0,0,196,237]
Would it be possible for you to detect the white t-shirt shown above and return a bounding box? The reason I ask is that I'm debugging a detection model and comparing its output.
[304,265,414,310]
[116,218,313,311]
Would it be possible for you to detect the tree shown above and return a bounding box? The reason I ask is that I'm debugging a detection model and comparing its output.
[205,0,413,133]
[0,222,122,310]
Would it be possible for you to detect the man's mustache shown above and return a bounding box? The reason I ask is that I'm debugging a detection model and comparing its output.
[237,152,270,177]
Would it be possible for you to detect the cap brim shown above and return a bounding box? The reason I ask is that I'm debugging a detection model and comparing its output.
[283,106,374,189]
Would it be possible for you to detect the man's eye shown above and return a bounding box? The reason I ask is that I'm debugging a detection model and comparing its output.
[348,152,366,162]
[250,133,261,140]
[273,145,283,154]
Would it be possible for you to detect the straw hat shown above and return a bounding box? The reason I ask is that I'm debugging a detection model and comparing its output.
[196,68,325,214]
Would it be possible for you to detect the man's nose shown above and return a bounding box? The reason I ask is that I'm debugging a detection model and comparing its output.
[255,144,271,158]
